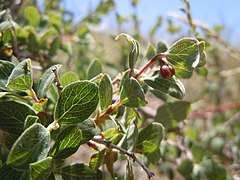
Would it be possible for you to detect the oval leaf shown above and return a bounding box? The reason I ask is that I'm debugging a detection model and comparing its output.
[135,122,163,154]
[60,163,102,180]
[37,64,61,99]
[87,58,102,80]
[0,60,15,90]
[79,119,99,144]
[165,38,200,72]
[0,101,36,134]
[6,58,33,91]
[99,74,113,111]
[155,101,191,129]
[7,123,50,170]
[120,76,147,108]
[30,157,53,180]
[60,71,79,88]
[50,125,82,159]
[144,76,185,99]
[54,81,99,124]
[89,149,106,171]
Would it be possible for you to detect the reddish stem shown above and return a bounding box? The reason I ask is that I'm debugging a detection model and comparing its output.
[29,88,39,103]
[94,100,121,125]
[134,53,165,79]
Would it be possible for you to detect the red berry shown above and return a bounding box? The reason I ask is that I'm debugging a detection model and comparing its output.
[160,65,175,78]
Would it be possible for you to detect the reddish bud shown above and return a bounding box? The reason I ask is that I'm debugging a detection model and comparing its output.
[160,65,175,78]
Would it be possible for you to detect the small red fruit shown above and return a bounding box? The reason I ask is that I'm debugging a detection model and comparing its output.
[160,65,175,78]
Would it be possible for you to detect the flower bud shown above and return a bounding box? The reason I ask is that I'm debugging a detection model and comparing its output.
[160,65,175,78]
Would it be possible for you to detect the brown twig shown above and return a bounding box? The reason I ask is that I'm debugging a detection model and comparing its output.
[52,65,63,93]
[92,137,155,179]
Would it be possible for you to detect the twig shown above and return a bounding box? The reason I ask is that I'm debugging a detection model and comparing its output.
[92,138,155,179]
[28,88,40,103]
[52,65,63,93]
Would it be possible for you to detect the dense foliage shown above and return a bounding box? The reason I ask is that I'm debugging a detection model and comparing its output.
[0,0,239,180]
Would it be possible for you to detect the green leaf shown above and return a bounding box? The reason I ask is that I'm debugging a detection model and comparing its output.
[165,38,200,72]
[115,33,140,70]
[196,67,208,77]
[89,149,106,171]
[196,41,206,68]
[87,58,102,80]
[120,76,147,108]
[146,147,161,163]
[37,64,61,98]
[156,40,168,53]
[0,60,15,90]
[60,71,79,88]
[144,76,185,99]
[79,119,99,144]
[24,115,39,129]
[135,122,163,154]
[0,101,36,134]
[30,157,53,180]
[177,159,193,178]
[104,128,124,144]
[99,74,113,111]
[6,59,33,91]
[4,134,19,151]
[60,163,102,180]
[48,36,61,57]
[0,164,22,180]
[24,6,40,27]
[155,101,191,129]
[77,24,89,38]
[7,123,50,170]
[145,43,156,62]
[39,28,57,48]
[54,81,99,124]
[50,125,82,159]
[0,21,13,32]
[200,158,226,180]
[32,98,48,113]
[125,118,138,152]
[27,29,39,53]
[96,0,115,15]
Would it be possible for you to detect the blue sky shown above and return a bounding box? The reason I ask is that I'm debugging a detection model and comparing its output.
[59,0,240,44]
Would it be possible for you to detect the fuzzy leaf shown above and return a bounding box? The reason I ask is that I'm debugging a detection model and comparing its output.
[115,33,140,70]
[6,59,32,91]
[30,157,53,180]
[165,38,200,72]
[54,81,99,124]
[7,123,50,170]
[155,101,191,129]
[99,74,113,111]
[50,125,82,159]
[120,76,147,108]
[79,119,99,144]
[0,164,22,180]
[60,163,102,180]
[89,149,106,171]
[48,36,61,57]
[0,101,36,134]
[37,64,61,98]
[87,59,102,80]
[0,60,15,90]
[24,115,39,129]
[60,71,79,88]
[135,122,163,154]
[144,76,185,99]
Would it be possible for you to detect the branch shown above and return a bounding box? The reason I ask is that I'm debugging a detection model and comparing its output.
[52,65,63,93]
[91,138,155,179]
